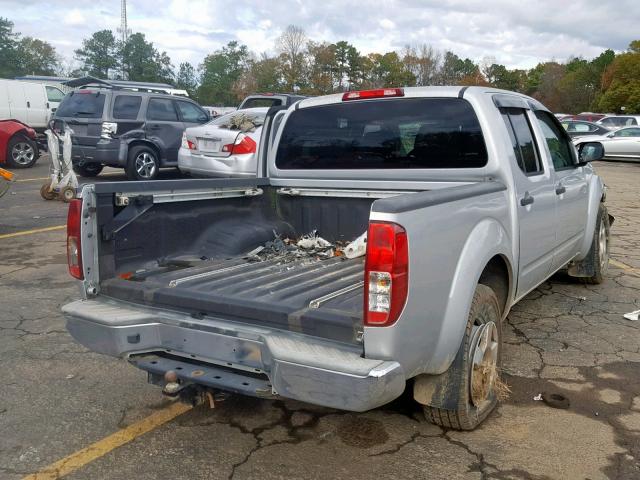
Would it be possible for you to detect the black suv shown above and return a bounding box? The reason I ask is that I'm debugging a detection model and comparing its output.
[55,88,209,180]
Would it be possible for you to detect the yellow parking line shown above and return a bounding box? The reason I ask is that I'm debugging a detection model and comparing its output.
[610,258,640,276]
[15,176,50,183]
[0,225,66,239]
[22,402,192,480]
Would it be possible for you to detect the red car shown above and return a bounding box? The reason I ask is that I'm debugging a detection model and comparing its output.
[0,119,39,168]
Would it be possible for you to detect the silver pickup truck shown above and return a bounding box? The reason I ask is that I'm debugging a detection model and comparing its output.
[63,86,610,430]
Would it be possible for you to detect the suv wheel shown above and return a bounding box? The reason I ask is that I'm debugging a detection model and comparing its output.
[7,135,38,168]
[127,146,159,181]
[73,163,104,177]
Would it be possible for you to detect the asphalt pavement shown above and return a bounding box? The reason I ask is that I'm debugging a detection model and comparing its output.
[1,157,639,480]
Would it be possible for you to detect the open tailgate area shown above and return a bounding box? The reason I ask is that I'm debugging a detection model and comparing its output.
[101,254,364,345]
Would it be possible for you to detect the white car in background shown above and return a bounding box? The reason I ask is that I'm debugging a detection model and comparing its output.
[178,107,268,177]
[573,126,640,162]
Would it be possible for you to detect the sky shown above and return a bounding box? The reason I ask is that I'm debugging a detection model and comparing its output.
[3,0,640,71]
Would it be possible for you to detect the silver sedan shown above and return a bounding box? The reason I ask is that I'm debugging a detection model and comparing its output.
[178,108,268,177]
[574,126,640,161]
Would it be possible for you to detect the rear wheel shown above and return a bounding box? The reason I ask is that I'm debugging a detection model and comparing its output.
[73,163,104,177]
[7,135,38,168]
[423,284,502,430]
[580,204,610,284]
[126,146,159,181]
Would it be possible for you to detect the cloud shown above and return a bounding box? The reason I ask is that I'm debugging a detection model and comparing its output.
[4,0,639,71]
[63,9,86,26]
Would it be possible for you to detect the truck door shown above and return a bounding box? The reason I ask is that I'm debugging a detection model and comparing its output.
[145,98,181,164]
[533,111,589,271]
[501,108,557,298]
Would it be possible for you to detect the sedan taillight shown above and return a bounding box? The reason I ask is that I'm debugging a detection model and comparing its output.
[222,134,256,155]
[67,199,83,280]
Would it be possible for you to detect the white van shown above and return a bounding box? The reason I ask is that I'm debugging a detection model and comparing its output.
[0,79,66,130]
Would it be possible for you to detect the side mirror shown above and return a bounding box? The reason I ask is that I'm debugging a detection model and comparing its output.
[576,141,604,164]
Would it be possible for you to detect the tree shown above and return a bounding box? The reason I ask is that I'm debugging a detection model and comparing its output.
[403,44,441,86]
[121,33,173,83]
[277,25,307,91]
[233,54,283,100]
[75,29,119,78]
[437,52,477,84]
[175,62,198,96]
[305,42,337,94]
[597,42,640,113]
[334,41,362,89]
[0,17,20,78]
[362,51,415,88]
[484,63,526,91]
[17,37,59,75]
[198,41,250,105]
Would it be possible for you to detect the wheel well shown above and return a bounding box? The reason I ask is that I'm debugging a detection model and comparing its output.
[127,140,161,162]
[478,255,511,316]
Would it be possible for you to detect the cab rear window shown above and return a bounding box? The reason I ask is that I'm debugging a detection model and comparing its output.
[55,91,106,118]
[275,98,487,169]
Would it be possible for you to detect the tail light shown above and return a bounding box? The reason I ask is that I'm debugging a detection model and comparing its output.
[67,199,84,280]
[364,222,408,326]
[343,88,404,101]
[222,134,256,154]
[101,122,118,139]
[181,132,196,150]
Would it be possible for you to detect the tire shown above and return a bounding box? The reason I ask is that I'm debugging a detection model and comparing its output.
[60,186,76,203]
[580,204,610,285]
[6,135,38,168]
[126,146,159,181]
[40,182,56,200]
[423,284,502,430]
[73,163,104,177]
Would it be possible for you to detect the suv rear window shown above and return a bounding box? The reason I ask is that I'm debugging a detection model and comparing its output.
[112,95,142,120]
[275,98,487,169]
[56,92,106,118]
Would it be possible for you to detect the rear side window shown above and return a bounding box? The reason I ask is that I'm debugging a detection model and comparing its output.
[535,111,576,170]
[276,98,487,169]
[146,98,178,121]
[55,92,105,118]
[45,86,65,103]
[501,108,542,175]
[176,101,208,123]
[112,95,142,120]
[242,98,282,109]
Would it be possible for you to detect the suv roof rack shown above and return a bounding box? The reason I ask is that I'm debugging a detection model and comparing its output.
[63,76,177,94]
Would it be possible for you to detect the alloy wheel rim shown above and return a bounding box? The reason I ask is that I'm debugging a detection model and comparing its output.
[135,152,156,178]
[598,220,609,271]
[12,142,35,165]
[469,321,499,407]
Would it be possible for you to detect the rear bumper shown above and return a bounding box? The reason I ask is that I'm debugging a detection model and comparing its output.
[178,149,257,178]
[62,298,405,411]
[71,140,124,166]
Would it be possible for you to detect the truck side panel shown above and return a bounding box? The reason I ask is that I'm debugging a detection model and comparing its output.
[364,183,513,378]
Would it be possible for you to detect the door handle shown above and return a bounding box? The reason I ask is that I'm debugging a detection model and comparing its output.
[555,185,566,195]
[27,101,30,108]
[520,192,534,206]
[149,125,161,130]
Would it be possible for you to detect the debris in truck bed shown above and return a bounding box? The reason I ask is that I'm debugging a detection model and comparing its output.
[245,230,355,263]
[344,232,367,259]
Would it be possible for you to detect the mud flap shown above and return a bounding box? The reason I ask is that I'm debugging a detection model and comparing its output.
[413,349,465,411]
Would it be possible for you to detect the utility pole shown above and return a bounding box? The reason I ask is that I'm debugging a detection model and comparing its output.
[117,0,130,79]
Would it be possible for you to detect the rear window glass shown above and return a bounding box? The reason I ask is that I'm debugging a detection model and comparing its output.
[275,98,487,169]
[112,95,142,120]
[210,111,266,131]
[241,98,282,109]
[55,92,105,118]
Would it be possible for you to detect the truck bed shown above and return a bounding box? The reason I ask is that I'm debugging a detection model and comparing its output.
[101,254,364,345]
